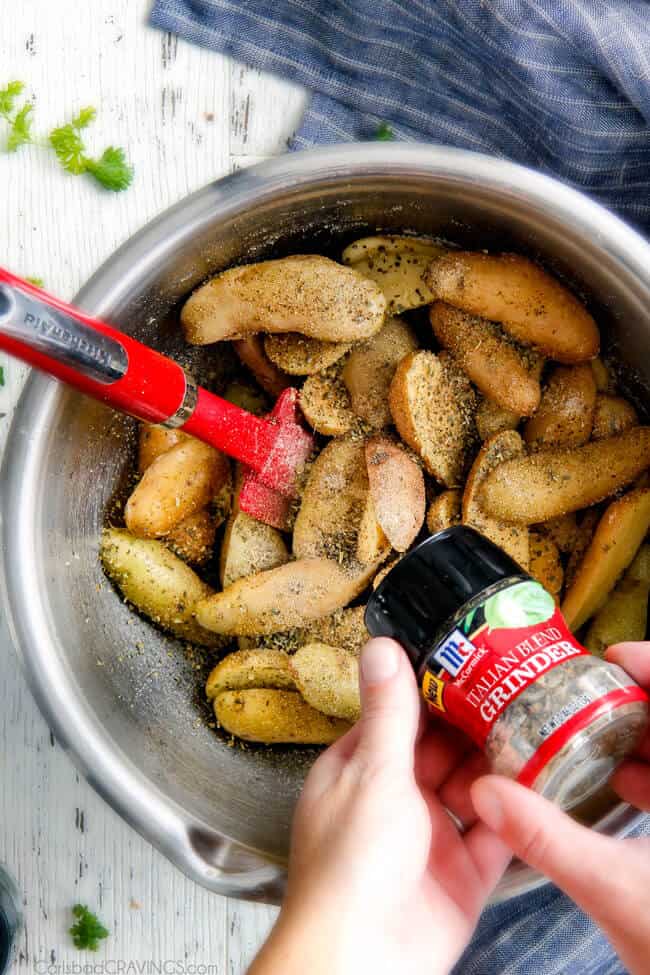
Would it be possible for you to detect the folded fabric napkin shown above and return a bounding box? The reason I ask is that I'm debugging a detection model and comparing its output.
[150,0,650,234]
[150,3,649,972]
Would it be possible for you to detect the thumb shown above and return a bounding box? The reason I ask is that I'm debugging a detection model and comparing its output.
[356,637,421,771]
[471,775,632,923]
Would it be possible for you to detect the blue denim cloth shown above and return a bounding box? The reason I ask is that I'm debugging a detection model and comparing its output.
[150,0,650,233]
[149,2,650,970]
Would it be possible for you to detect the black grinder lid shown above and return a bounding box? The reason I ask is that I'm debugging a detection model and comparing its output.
[365,526,526,670]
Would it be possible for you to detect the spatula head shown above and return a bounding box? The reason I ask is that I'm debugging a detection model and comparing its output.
[238,388,315,530]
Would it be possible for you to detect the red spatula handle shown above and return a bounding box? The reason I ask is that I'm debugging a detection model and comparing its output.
[0,268,299,489]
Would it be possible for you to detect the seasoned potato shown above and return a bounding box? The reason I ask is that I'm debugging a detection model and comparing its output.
[356,495,391,565]
[430,302,541,416]
[342,317,418,429]
[389,351,477,488]
[535,513,579,554]
[372,557,402,590]
[220,511,289,588]
[565,509,601,589]
[232,335,289,397]
[523,364,596,448]
[591,394,638,441]
[264,333,351,375]
[365,436,425,551]
[138,425,188,474]
[196,557,378,636]
[223,381,268,416]
[591,357,615,393]
[584,581,649,657]
[426,252,600,363]
[342,235,445,313]
[476,400,520,442]
[239,606,370,656]
[125,440,230,538]
[205,649,295,698]
[300,364,356,437]
[181,255,386,345]
[213,689,350,744]
[529,532,563,598]
[165,509,216,566]
[101,528,221,647]
[426,490,462,534]
[290,643,361,721]
[479,428,650,524]
[307,606,369,655]
[293,438,369,563]
[562,489,650,630]
[462,431,530,569]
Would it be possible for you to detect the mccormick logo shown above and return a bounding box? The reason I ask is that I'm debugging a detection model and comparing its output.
[433,629,477,677]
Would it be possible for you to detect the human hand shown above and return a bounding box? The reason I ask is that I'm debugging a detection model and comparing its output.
[471,641,650,975]
[250,638,511,975]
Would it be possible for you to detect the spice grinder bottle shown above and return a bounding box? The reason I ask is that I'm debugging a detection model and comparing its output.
[365,526,649,811]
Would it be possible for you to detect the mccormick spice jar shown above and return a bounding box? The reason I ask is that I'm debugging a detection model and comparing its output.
[365,526,649,811]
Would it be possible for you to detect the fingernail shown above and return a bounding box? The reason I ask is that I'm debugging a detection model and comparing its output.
[472,780,504,831]
[360,638,401,684]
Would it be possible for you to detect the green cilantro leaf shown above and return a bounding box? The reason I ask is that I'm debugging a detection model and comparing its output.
[25,276,44,288]
[0,364,5,387]
[374,121,394,141]
[7,103,33,152]
[0,81,24,119]
[69,904,109,951]
[85,146,133,192]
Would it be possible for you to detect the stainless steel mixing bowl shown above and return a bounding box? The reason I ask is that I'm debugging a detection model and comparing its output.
[3,144,650,904]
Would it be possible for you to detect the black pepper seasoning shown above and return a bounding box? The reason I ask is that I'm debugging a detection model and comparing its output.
[365,526,649,810]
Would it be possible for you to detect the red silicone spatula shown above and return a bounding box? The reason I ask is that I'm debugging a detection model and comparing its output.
[0,268,315,530]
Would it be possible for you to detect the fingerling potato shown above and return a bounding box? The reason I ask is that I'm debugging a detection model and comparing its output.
[307,606,369,656]
[165,508,216,566]
[529,532,563,598]
[342,317,419,429]
[232,335,290,396]
[125,439,230,538]
[584,579,649,657]
[342,235,445,313]
[389,351,477,488]
[138,425,188,474]
[429,302,541,416]
[293,438,369,563]
[591,394,638,441]
[356,495,391,565]
[426,252,600,363]
[220,511,289,588]
[426,490,462,534]
[195,557,378,636]
[476,400,520,442]
[561,489,650,630]
[300,364,356,437]
[523,364,596,448]
[101,528,222,647]
[462,431,530,569]
[206,649,295,699]
[181,255,386,345]
[289,643,361,721]
[264,333,351,375]
[534,513,579,554]
[365,435,425,551]
[213,689,350,744]
[479,427,650,524]
[564,509,601,589]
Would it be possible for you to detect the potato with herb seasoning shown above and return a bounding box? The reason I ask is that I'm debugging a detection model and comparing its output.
[181,255,387,345]
[101,528,222,647]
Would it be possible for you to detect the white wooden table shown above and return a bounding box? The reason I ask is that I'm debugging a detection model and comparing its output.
[1,3,308,969]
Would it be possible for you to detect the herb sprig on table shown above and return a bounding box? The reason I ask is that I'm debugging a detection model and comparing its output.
[69,904,110,951]
[0,80,133,191]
